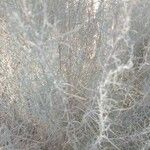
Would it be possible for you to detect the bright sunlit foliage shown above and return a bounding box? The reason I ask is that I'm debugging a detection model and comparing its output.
[0,0,150,149]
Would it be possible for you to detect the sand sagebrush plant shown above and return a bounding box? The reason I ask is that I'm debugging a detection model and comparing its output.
[0,0,150,149]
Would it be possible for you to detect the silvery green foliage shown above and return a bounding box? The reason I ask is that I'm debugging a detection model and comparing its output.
[0,0,150,150]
